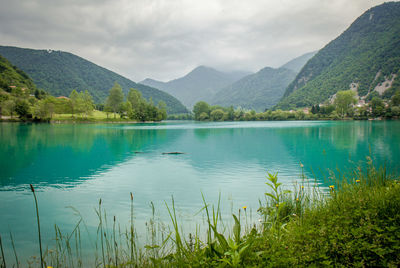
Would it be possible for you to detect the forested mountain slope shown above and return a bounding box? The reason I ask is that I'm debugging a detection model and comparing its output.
[0,54,35,91]
[0,46,187,113]
[212,67,296,111]
[277,2,400,109]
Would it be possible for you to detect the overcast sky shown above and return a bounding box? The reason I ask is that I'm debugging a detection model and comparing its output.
[0,0,389,82]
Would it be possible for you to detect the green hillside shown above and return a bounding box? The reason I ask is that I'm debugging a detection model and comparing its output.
[0,54,36,92]
[212,67,296,111]
[0,46,187,114]
[277,2,400,109]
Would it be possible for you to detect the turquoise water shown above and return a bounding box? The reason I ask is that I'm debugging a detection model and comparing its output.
[0,120,399,261]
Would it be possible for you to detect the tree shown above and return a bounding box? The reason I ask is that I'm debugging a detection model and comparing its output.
[15,99,31,118]
[123,101,133,119]
[0,91,10,117]
[210,109,226,121]
[370,97,385,117]
[107,82,124,118]
[334,90,357,118]
[226,106,235,121]
[193,101,210,120]
[157,101,167,121]
[3,99,16,118]
[69,89,83,118]
[82,90,94,118]
[198,112,209,121]
[391,91,400,106]
[127,88,146,120]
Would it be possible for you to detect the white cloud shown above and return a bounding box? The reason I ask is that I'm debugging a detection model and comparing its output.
[0,0,388,81]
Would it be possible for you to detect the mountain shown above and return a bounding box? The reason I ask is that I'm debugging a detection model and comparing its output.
[211,67,296,111]
[0,54,36,91]
[280,51,318,73]
[277,2,400,109]
[140,66,251,108]
[0,46,188,114]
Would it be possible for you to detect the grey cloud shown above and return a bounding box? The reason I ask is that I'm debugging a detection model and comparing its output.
[0,0,387,81]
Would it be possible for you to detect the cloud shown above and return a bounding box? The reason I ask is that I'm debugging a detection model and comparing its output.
[0,0,387,81]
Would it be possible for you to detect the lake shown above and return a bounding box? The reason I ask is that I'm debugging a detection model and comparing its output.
[1,120,399,263]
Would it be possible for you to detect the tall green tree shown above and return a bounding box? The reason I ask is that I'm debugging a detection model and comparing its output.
[82,90,94,118]
[15,99,31,118]
[334,90,357,118]
[69,89,83,118]
[391,91,400,106]
[157,101,167,121]
[0,91,10,117]
[106,82,124,118]
[3,99,16,118]
[193,101,210,120]
[370,97,385,117]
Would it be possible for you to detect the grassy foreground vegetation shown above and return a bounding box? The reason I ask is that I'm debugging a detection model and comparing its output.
[1,160,399,267]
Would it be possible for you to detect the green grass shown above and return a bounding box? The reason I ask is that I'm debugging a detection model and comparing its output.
[51,110,136,122]
[1,160,399,267]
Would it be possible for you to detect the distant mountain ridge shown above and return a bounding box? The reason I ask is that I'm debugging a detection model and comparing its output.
[210,51,315,111]
[277,2,400,109]
[140,66,251,108]
[0,46,188,114]
[211,67,296,111]
[280,51,317,73]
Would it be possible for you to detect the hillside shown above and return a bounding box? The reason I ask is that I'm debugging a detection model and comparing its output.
[277,2,400,109]
[212,67,296,111]
[280,51,317,73]
[140,66,251,108]
[0,46,187,114]
[0,54,36,91]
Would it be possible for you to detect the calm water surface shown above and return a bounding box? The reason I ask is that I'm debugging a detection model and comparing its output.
[1,120,399,261]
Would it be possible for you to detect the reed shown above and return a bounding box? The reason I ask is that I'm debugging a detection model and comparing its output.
[9,232,19,268]
[0,234,6,268]
[29,184,44,268]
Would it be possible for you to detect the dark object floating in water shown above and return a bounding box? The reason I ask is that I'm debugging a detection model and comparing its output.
[134,151,144,153]
[162,152,186,155]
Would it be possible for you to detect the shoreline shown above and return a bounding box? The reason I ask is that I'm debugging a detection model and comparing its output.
[1,116,397,124]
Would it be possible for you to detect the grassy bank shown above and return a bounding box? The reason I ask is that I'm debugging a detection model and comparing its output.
[1,160,399,267]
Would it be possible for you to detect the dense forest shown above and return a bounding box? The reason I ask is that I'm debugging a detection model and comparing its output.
[276,2,400,109]
[0,46,188,114]
[191,90,400,121]
[0,54,167,121]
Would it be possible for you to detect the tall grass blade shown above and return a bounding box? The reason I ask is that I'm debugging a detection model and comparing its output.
[0,235,6,268]
[30,184,44,268]
[9,232,19,268]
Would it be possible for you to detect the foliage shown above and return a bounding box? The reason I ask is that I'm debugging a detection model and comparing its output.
[190,98,400,122]
[334,90,357,118]
[0,54,36,93]
[277,2,400,109]
[193,101,211,120]
[14,99,31,118]
[0,46,188,114]
[105,82,124,118]
[167,113,194,120]
[370,96,385,117]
